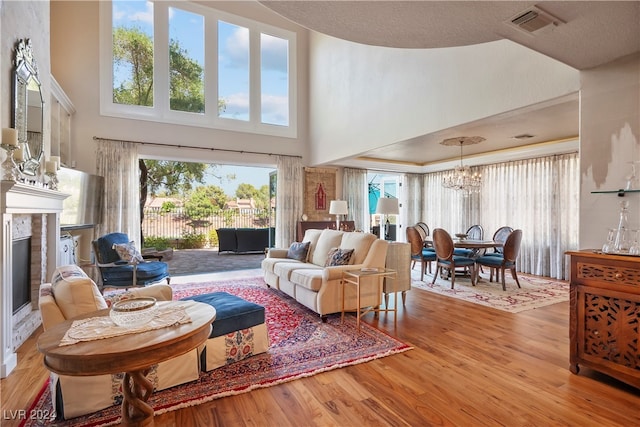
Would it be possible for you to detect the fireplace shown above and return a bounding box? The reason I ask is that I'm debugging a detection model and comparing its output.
[1,181,67,378]
[12,237,31,314]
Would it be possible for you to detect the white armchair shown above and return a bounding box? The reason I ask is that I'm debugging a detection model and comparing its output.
[38,265,200,420]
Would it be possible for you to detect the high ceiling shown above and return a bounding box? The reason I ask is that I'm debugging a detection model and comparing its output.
[259,1,640,170]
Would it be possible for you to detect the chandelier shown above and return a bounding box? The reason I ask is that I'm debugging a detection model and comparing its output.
[441,136,485,194]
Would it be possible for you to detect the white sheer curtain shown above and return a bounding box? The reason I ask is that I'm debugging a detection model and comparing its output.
[342,168,369,232]
[95,139,140,245]
[275,155,303,247]
[422,153,579,279]
[480,153,579,279]
[403,173,424,229]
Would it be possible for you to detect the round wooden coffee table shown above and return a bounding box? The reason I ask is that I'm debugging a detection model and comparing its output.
[37,300,216,426]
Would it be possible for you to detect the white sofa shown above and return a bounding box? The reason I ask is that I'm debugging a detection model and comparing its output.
[38,265,200,420]
[262,229,389,319]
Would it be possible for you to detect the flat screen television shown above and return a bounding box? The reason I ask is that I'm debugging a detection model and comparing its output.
[57,167,104,228]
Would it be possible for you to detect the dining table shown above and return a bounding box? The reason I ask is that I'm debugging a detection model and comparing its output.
[425,238,503,254]
[453,239,502,250]
[424,238,503,281]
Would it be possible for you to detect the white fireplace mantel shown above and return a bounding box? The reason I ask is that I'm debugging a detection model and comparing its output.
[2,181,69,213]
[1,180,69,378]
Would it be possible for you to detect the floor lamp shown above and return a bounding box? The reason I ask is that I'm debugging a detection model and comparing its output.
[329,200,348,231]
[375,197,399,240]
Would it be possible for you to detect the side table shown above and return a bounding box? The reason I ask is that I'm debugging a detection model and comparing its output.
[341,268,397,330]
[37,300,216,426]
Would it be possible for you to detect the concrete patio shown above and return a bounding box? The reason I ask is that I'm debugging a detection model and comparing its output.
[164,248,265,276]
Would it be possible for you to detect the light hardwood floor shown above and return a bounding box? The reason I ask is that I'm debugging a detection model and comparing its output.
[2,272,640,427]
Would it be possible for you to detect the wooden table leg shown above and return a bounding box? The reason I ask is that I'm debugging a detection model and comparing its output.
[122,368,155,426]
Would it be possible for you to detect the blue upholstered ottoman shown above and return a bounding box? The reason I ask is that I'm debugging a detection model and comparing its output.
[181,292,270,371]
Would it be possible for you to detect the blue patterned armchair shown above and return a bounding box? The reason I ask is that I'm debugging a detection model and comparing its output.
[92,232,170,289]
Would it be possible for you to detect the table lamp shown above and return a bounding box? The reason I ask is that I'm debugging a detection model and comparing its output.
[329,200,348,230]
[375,197,399,240]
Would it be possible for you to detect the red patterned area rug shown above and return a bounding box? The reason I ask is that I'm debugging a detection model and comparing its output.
[411,270,569,313]
[24,277,411,427]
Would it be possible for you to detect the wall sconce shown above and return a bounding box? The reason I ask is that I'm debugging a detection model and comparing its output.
[375,197,399,240]
[329,200,348,230]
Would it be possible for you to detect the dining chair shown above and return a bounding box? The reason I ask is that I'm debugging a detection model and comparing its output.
[406,226,437,281]
[466,224,484,240]
[453,224,484,257]
[487,226,514,256]
[474,229,523,290]
[415,222,435,250]
[414,222,427,241]
[431,228,476,288]
[479,226,514,281]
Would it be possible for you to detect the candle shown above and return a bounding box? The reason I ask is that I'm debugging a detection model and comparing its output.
[50,156,61,170]
[45,160,57,174]
[13,147,24,162]
[2,128,18,147]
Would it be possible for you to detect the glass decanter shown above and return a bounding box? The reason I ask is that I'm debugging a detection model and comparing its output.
[613,200,631,253]
[602,228,616,253]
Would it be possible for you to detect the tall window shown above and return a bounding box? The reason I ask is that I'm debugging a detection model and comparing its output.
[261,33,289,126]
[169,7,204,114]
[101,1,297,137]
[218,21,249,121]
[112,0,154,107]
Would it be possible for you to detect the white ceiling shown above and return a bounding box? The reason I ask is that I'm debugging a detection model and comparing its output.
[259,1,640,171]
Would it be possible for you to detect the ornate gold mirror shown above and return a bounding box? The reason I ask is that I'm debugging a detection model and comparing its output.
[14,39,44,176]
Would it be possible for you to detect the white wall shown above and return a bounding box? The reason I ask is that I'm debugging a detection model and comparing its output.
[579,53,640,250]
[308,33,580,167]
[50,1,309,175]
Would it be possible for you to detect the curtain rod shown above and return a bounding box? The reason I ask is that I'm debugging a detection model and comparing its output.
[93,136,303,159]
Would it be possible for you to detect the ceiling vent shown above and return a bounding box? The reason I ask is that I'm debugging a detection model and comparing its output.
[507,6,564,35]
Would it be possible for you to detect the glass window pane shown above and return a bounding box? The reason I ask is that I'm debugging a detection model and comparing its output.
[112,0,154,107]
[218,21,249,121]
[260,33,289,126]
[169,7,204,114]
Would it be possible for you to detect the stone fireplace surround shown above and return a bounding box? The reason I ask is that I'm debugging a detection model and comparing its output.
[1,181,67,378]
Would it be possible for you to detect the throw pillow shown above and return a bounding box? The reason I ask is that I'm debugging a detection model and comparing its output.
[287,241,311,261]
[113,241,144,263]
[324,247,355,267]
[50,265,107,319]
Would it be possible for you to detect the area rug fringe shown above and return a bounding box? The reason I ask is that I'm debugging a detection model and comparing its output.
[24,278,411,427]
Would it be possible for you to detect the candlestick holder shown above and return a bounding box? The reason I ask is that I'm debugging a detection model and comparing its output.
[1,143,19,181]
[45,171,58,190]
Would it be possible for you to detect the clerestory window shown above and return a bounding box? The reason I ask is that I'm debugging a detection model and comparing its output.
[100,0,296,137]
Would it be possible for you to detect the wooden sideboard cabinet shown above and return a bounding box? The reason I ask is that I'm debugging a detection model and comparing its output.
[567,250,640,389]
[296,221,355,242]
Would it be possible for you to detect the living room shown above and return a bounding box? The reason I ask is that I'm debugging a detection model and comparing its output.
[1,1,640,425]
